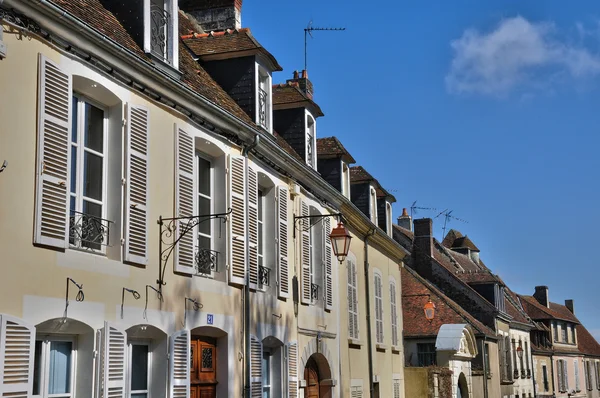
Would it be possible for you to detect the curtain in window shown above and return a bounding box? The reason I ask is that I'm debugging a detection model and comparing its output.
[48,341,72,394]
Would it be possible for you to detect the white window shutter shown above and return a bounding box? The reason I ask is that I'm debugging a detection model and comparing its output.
[100,322,127,398]
[34,54,71,249]
[374,273,384,344]
[393,379,401,398]
[347,261,355,338]
[286,341,298,398]
[390,280,398,347]
[352,262,359,339]
[323,216,333,310]
[143,0,151,53]
[248,166,259,289]
[0,315,35,397]
[250,335,262,397]
[576,360,580,391]
[277,187,289,299]
[169,329,190,398]
[565,359,569,390]
[124,104,149,265]
[174,125,196,275]
[351,386,362,398]
[228,155,246,285]
[300,200,311,304]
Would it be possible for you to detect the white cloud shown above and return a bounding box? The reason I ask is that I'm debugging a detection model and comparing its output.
[446,16,600,96]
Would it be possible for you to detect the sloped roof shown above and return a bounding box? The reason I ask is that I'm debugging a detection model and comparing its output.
[316,137,355,163]
[442,229,463,248]
[274,131,302,162]
[519,295,580,323]
[349,166,395,201]
[402,267,495,338]
[182,28,282,71]
[272,83,324,117]
[451,236,480,252]
[576,325,600,357]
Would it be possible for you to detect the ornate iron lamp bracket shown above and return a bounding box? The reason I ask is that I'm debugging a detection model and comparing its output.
[293,212,343,239]
[157,209,231,290]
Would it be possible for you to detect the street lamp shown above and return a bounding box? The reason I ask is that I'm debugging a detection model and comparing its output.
[329,221,352,263]
[403,294,436,321]
[516,344,523,359]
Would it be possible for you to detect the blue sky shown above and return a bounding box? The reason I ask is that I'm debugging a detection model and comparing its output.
[244,1,600,337]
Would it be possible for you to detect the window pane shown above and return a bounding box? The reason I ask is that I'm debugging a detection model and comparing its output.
[83,200,102,219]
[258,223,263,255]
[132,394,148,398]
[197,157,211,196]
[71,97,78,143]
[197,197,211,236]
[83,152,103,201]
[198,235,211,251]
[48,341,72,394]
[84,103,104,153]
[70,145,77,194]
[262,353,270,385]
[33,341,43,395]
[131,345,149,391]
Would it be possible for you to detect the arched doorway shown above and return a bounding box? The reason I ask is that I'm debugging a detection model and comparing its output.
[457,372,468,398]
[303,353,332,398]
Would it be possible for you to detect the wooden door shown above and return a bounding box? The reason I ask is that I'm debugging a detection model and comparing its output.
[304,358,320,398]
[190,337,217,398]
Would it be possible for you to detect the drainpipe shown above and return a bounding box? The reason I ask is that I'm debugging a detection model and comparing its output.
[363,228,376,397]
[242,135,259,398]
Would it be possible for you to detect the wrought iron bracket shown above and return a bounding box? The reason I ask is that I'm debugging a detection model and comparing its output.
[293,213,343,239]
[157,209,231,290]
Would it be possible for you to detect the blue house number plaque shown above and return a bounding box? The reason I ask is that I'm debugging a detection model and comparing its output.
[207,314,214,325]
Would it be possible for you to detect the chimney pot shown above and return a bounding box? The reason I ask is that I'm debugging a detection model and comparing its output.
[293,70,299,79]
[533,285,550,308]
[181,0,243,32]
[397,208,412,231]
[565,299,575,314]
[301,69,308,79]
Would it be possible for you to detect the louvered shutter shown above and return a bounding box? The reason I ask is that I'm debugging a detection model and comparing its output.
[557,360,564,391]
[374,273,383,344]
[347,261,355,338]
[390,280,398,347]
[300,200,311,304]
[250,335,262,397]
[228,155,246,285]
[564,359,569,391]
[100,322,127,398]
[0,315,35,397]
[286,341,298,398]
[248,166,259,289]
[323,217,333,310]
[34,55,71,249]
[169,329,190,398]
[350,386,362,398]
[576,360,580,391]
[174,126,196,275]
[393,379,401,398]
[351,262,359,339]
[124,104,149,264]
[277,187,289,298]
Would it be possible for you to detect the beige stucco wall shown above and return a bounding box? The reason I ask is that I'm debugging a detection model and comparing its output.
[534,354,554,396]
[404,367,430,398]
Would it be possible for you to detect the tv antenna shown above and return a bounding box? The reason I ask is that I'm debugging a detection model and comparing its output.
[304,21,346,73]
[410,201,437,219]
[435,209,468,239]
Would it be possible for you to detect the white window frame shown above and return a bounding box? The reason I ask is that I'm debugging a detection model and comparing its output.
[196,151,214,275]
[257,188,267,290]
[341,161,351,199]
[255,63,272,133]
[144,0,178,68]
[262,348,271,397]
[128,340,151,398]
[33,336,77,398]
[69,94,109,254]
[347,258,359,340]
[369,187,378,225]
[305,111,316,169]
[386,202,393,236]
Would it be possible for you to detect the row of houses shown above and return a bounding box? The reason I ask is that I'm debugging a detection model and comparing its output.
[395,214,600,398]
[0,0,411,397]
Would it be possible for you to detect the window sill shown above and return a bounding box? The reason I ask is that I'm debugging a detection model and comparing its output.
[376,343,387,352]
[392,345,401,353]
[348,338,362,347]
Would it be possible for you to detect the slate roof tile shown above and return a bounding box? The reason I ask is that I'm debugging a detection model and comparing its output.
[272,83,324,117]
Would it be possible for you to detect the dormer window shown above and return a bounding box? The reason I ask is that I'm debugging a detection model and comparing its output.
[145,0,178,67]
[306,112,316,169]
[370,187,378,224]
[257,66,272,132]
[341,161,351,199]
[386,202,393,236]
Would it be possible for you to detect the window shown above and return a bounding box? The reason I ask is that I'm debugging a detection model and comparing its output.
[69,95,108,252]
[505,336,513,381]
[553,322,558,342]
[511,339,518,378]
[518,340,525,377]
[484,344,491,377]
[196,153,214,275]
[129,343,150,398]
[347,258,359,340]
[596,361,600,390]
[557,359,569,392]
[341,161,351,199]
[575,359,580,392]
[309,207,323,304]
[525,341,530,377]
[374,271,384,344]
[146,0,178,66]
[542,365,549,391]
[417,343,436,366]
[370,187,378,225]
[257,68,271,132]
[390,279,399,347]
[561,323,568,342]
[306,114,316,168]
[33,338,75,398]
[571,324,576,344]
[386,202,393,236]
[585,361,591,390]
[258,189,266,287]
[263,351,271,398]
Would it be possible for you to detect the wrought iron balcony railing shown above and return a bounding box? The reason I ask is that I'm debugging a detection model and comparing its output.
[150,4,170,62]
[258,265,270,287]
[258,88,268,129]
[69,210,112,250]
[526,369,531,378]
[195,248,219,276]
[514,369,519,379]
[311,283,319,301]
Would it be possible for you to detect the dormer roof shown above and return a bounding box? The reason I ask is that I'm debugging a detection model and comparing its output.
[182,28,282,71]
[316,137,355,163]
[349,166,396,201]
[272,83,324,117]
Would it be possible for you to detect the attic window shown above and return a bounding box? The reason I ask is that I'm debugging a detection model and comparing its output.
[145,0,178,68]
[257,66,272,132]
[341,161,351,199]
[306,113,316,169]
[369,187,378,225]
[386,202,393,236]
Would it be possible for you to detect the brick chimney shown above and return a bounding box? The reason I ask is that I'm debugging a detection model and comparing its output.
[412,218,433,281]
[565,299,575,314]
[287,70,314,99]
[533,286,550,308]
[397,208,412,231]
[180,0,242,31]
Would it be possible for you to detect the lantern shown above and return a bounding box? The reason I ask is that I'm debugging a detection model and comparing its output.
[423,299,436,321]
[329,221,352,262]
[516,344,523,359]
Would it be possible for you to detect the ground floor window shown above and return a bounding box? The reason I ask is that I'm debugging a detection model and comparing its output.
[33,337,75,398]
[129,342,150,398]
[263,350,271,398]
[417,343,436,366]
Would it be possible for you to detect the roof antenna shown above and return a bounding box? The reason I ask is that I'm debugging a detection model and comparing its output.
[435,209,468,240]
[410,200,438,219]
[304,21,345,73]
